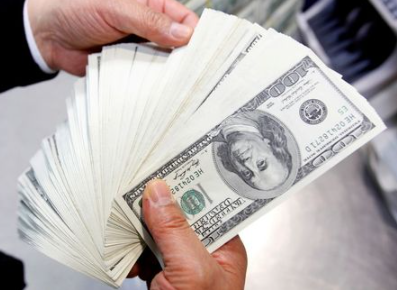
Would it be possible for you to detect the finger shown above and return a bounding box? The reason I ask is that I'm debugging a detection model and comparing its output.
[211,236,247,277]
[162,0,199,28]
[107,0,194,47]
[142,179,209,265]
[136,0,199,28]
[127,264,140,278]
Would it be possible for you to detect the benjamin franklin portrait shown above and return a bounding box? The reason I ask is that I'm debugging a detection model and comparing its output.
[212,110,299,200]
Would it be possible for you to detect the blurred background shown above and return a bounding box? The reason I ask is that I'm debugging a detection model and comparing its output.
[1,0,397,289]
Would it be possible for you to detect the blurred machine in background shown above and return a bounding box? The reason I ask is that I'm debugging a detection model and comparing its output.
[181,0,397,97]
[298,0,397,97]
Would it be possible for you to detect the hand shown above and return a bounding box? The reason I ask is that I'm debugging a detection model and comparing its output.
[130,179,247,289]
[27,0,198,75]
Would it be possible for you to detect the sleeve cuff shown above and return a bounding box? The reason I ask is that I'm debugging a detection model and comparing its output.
[23,0,57,74]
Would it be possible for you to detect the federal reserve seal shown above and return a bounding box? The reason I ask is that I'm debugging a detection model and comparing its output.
[180,189,205,215]
[299,99,328,125]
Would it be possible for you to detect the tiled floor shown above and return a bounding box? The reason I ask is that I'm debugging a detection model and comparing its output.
[1,73,396,289]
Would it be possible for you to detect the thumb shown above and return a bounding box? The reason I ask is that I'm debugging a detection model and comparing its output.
[108,0,194,47]
[142,180,209,264]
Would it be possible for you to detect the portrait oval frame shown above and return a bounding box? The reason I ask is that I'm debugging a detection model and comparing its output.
[212,110,300,200]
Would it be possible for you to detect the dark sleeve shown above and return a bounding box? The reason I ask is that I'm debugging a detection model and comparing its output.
[0,251,26,289]
[0,0,58,93]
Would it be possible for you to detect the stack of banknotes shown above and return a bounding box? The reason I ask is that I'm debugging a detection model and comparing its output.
[17,9,385,287]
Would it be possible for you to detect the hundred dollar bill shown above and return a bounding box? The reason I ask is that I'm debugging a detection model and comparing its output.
[117,58,385,255]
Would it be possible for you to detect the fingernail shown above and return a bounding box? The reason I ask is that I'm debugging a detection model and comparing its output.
[170,22,192,40]
[144,179,173,206]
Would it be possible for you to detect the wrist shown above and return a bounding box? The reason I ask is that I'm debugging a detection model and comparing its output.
[24,0,57,73]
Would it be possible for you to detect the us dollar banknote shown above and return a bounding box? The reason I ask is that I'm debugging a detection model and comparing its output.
[118,55,385,254]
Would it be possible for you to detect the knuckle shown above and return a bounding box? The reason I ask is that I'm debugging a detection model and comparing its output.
[164,267,209,288]
[190,268,208,286]
[142,9,168,32]
[157,208,188,231]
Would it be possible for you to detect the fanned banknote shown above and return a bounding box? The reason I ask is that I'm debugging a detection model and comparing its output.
[17,9,385,288]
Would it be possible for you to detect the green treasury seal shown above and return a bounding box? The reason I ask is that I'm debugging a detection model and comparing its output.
[180,189,205,215]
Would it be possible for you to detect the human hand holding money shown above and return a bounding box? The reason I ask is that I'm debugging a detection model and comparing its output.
[17,9,385,288]
[27,0,198,75]
[135,179,247,289]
